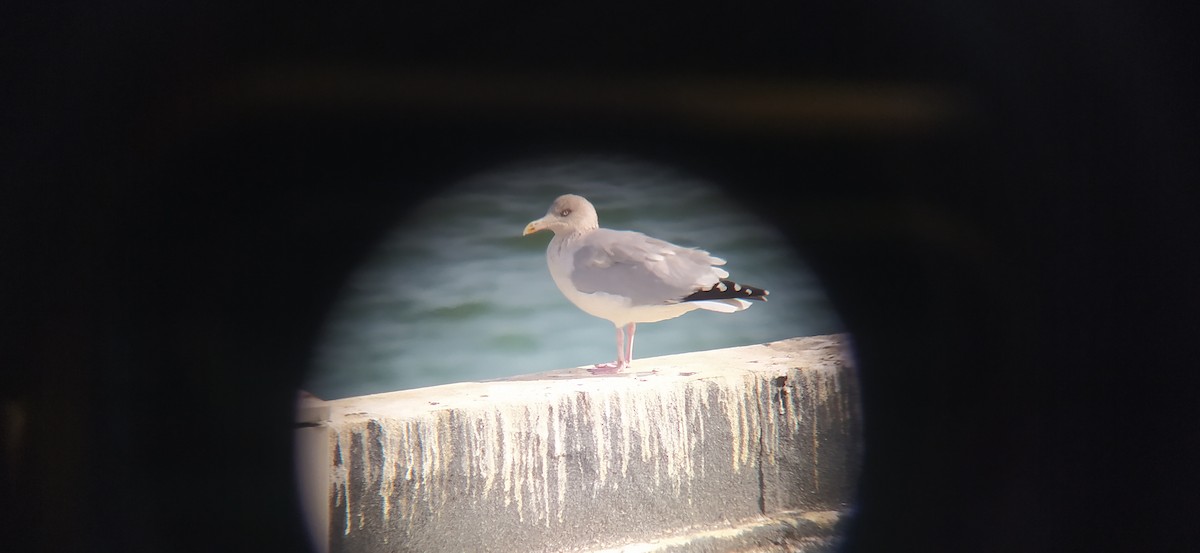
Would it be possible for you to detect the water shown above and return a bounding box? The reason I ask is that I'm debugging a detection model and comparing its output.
[305,155,845,399]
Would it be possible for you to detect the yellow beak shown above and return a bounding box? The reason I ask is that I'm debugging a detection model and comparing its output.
[523,218,546,236]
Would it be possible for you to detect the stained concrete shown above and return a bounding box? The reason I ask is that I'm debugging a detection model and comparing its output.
[296,334,860,552]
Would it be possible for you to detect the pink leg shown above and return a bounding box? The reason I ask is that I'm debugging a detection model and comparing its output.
[623,323,636,367]
[591,324,628,373]
[591,323,637,373]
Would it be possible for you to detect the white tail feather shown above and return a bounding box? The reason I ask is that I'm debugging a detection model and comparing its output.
[688,299,754,313]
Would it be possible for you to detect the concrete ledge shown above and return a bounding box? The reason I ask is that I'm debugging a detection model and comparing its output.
[296,334,860,552]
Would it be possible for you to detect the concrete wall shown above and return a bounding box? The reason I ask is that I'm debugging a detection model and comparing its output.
[295,334,860,552]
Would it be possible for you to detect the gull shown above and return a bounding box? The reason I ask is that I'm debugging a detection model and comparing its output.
[523,194,768,372]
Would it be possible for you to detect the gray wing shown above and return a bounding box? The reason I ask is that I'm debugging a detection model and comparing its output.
[569,229,729,305]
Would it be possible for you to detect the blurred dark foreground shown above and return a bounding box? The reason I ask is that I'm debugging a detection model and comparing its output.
[2,3,1196,552]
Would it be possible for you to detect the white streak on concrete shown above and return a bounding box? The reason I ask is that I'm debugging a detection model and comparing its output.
[588,392,611,493]
[331,427,350,535]
[552,402,568,523]
[812,382,821,494]
[618,390,633,479]
[717,375,756,473]
[378,423,398,521]
[356,429,371,530]
[536,404,551,527]
[498,405,518,516]
[480,411,499,500]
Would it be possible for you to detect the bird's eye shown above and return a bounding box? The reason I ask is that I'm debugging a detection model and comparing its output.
[560,209,572,217]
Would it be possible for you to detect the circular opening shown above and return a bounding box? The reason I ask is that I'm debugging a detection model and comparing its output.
[296,154,860,551]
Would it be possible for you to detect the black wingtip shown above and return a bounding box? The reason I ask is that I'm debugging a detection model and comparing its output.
[682,279,769,303]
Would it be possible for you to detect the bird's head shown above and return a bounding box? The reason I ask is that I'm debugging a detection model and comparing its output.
[523,194,599,237]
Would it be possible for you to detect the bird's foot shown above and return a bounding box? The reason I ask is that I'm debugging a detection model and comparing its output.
[588,361,626,375]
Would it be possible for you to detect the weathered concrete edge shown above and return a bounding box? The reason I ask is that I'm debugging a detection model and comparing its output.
[314,333,854,421]
[296,333,859,553]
